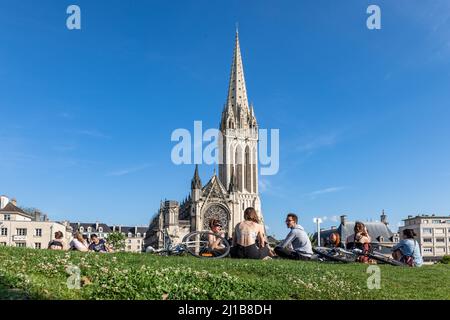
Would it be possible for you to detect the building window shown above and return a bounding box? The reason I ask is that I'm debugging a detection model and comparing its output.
[423,248,433,253]
[137,233,141,238]
[436,238,445,243]
[16,243,26,248]
[128,233,132,238]
[35,243,41,249]
[128,239,132,244]
[127,245,131,250]
[137,239,141,244]
[137,246,140,250]
[87,227,92,233]
[423,238,432,243]
[4,214,11,221]
[423,220,429,224]
[435,228,445,234]
[99,227,103,232]
[35,229,42,237]
[432,220,441,224]
[79,227,84,232]
[17,228,27,236]
[422,228,432,234]
[1,228,7,236]
[435,247,445,253]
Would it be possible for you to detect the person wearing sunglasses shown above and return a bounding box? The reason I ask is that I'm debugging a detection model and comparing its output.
[274,213,313,260]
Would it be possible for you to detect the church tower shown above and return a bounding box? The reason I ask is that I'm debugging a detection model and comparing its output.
[219,30,262,220]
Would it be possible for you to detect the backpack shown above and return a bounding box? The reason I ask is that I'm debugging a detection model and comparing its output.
[400,241,416,267]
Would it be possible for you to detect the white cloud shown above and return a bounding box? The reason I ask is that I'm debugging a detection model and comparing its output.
[296,133,338,153]
[106,164,151,177]
[305,186,346,200]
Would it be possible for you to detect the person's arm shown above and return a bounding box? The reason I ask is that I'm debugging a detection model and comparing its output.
[257,225,265,248]
[277,230,295,249]
[74,239,89,252]
[392,240,404,251]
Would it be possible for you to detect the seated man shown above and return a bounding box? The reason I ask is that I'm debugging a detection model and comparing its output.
[274,213,313,260]
[88,234,111,253]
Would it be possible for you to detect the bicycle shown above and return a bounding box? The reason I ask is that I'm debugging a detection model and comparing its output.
[146,228,231,259]
[313,245,406,266]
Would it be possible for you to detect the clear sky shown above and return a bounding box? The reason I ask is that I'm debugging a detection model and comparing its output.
[1,0,449,238]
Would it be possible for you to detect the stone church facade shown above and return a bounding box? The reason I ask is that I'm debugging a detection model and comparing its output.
[144,31,263,249]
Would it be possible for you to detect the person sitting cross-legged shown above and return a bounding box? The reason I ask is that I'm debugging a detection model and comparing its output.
[274,213,313,260]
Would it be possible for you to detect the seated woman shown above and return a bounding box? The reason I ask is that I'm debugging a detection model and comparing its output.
[329,232,341,248]
[69,232,89,252]
[206,219,227,256]
[392,229,423,267]
[230,207,271,259]
[48,231,66,250]
[346,222,371,262]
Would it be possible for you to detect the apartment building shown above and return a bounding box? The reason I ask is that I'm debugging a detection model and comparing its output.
[400,215,450,262]
[0,195,71,249]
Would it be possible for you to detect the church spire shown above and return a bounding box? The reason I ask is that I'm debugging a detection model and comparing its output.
[226,29,249,117]
[191,165,202,189]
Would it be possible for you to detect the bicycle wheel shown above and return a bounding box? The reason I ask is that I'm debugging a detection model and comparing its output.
[313,247,357,263]
[367,251,406,266]
[182,231,230,259]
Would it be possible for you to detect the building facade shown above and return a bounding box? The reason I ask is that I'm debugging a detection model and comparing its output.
[400,215,450,262]
[144,31,264,250]
[0,195,71,249]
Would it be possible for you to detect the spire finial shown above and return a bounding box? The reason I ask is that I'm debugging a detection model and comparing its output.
[235,22,239,34]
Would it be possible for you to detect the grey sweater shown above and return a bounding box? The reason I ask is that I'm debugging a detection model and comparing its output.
[277,224,313,256]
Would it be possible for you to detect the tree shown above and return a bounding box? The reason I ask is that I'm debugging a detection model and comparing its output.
[107,232,126,251]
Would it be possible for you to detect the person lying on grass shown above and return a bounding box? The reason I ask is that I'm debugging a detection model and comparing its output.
[274,213,313,260]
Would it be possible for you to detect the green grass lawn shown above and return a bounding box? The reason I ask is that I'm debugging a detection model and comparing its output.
[0,246,449,300]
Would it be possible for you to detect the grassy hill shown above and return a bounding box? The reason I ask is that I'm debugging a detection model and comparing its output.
[0,246,449,300]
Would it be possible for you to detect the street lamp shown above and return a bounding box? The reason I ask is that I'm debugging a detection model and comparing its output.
[313,218,323,246]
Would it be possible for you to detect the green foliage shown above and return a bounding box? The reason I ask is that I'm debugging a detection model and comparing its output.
[106,232,126,251]
[440,255,450,264]
[0,246,449,300]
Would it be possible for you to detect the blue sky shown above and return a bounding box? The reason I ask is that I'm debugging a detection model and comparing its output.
[1,0,449,238]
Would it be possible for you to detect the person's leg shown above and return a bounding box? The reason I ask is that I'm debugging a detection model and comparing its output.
[244,244,261,259]
[275,247,298,260]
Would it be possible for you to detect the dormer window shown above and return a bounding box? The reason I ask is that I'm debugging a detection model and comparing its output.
[137,233,141,238]
[98,227,103,233]
[128,232,132,238]
[87,227,92,233]
[79,227,84,232]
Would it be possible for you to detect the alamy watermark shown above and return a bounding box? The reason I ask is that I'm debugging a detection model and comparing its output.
[171,121,279,176]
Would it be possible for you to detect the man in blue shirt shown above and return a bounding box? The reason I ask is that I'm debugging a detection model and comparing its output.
[89,234,111,253]
[275,213,313,260]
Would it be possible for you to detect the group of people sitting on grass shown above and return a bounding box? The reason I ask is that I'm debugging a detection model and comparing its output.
[47,231,112,253]
[207,207,423,266]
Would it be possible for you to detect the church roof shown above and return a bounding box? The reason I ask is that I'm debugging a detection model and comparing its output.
[202,173,228,198]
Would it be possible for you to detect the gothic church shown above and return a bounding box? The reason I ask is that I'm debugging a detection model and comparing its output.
[144,31,263,248]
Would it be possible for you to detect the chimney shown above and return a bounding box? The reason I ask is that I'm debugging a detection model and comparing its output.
[135,226,138,236]
[380,210,388,225]
[0,195,10,209]
[11,198,17,206]
[95,221,99,231]
[34,210,41,222]
[340,215,347,226]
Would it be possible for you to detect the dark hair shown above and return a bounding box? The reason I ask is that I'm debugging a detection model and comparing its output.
[54,231,63,239]
[244,207,259,223]
[287,213,298,224]
[403,229,416,239]
[209,219,222,229]
[90,234,98,239]
[354,222,366,234]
